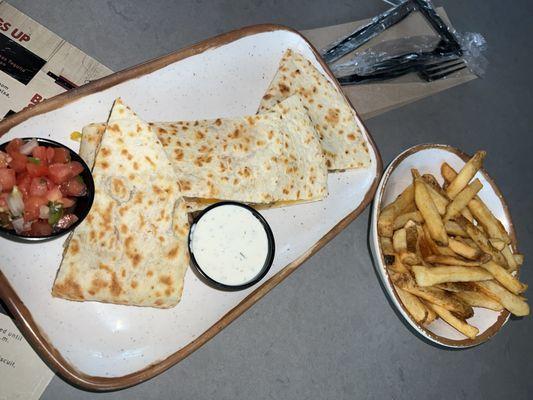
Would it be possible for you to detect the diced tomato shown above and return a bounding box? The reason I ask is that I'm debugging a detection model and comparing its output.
[46,147,55,163]
[0,151,10,168]
[0,168,16,192]
[0,192,8,209]
[23,196,48,222]
[58,197,75,208]
[29,219,52,236]
[68,161,84,177]
[31,146,49,165]
[45,187,63,202]
[30,177,50,197]
[8,152,27,173]
[60,177,86,197]
[52,148,70,164]
[48,163,72,184]
[17,173,32,198]
[5,138,23,156]
[26,160,49,177]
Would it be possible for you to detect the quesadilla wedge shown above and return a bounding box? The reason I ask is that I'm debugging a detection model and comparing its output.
[258,49,371,171]
[80,95,328,211]
[53,99,189,308]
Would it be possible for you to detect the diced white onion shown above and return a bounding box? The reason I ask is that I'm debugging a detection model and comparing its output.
[7,187,24,216]
[39,205,50,219]
[19,138,39,155]
[12,218,25,233]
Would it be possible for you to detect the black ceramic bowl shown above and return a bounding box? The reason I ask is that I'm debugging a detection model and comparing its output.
[188,201,275,291]
[0,137,94,243]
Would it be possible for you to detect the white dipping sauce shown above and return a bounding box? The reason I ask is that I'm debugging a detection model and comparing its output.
[190,205,269,286]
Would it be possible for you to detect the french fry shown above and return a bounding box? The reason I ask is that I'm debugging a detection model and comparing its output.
[480,260,527,295]
[441,163,510,244]
[423,183,448,216]
[445,220,468,237]
[455,216,508,266]
[414,177,448,246]
[405,221,418,253]
[448,238,482,260]
[388,257,411,274]
[421,300,438,325]
[444,179,483,221]
[393,228,407,254]
[425,255,486,267]
[501,246,518,271]
[477,281,530,316]
[412,265,492,287]
[421,224,455,256]
[427,303,479,339]
[395,285,428,324]
[489,238,506,251]
[380,236,395,256]
[436,282,478,293]
[378,185,415,237]
[393,211,423,230]
[446,150,486,199]
[455,291,503,311]
[392,272,473,318]
[514,253,524,266]
[468,198,510,244]
[399,252,420,266]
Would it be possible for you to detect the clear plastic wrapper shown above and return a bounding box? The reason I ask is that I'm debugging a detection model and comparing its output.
[321,0,487,80]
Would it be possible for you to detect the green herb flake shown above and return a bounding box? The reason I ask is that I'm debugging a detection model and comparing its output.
[48,202,64,226]
[28,157,41,165]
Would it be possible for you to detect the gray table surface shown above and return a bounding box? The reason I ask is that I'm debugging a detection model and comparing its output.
[3,0,533,398]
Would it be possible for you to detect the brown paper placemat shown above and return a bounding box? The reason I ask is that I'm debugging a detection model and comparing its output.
[302,7,476,119]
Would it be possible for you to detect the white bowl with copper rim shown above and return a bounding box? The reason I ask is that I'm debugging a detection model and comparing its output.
[370,143,517,348]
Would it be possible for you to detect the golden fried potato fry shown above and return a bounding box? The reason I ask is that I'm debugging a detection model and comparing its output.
[444,179,483,221]
[395,285,428,323]
[414,177,448,246]
[393,211,423,230]
[514,253,524,266]
[445,220,468,237]
[489,238,506,251]
[501,246,518,271]
[388,257,411,274]
[441,163,510,244]
[405,221,418,253]
[421,300,438,325]
[436,282,478,293]
[427,303,479,339]
[446,150,486,199]
[468,198,510,244]
[455,291,503,311]
[399,252,420,266]
[380,236,395,256]
[378,185,415,237]
[421,224,455,256]
[425,255,485,267]
[477,281,530,316]
[393,228,407,254]
[448,238,481,260]
[480,261,527,294]
[412,265,492,287]
[423,182,448,215]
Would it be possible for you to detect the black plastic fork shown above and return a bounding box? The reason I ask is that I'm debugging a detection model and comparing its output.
[336,57,467,85]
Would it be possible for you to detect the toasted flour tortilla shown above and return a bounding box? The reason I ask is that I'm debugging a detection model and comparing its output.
[80,95,328,210]
[53,99,189,308]
[258,49,371,170]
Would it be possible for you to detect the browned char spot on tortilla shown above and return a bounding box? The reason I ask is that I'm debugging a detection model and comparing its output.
[53,275,84,300]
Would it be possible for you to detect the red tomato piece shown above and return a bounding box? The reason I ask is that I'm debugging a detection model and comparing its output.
[48,163,71,184]
[24,196,48,222]
[9,152,27,173]
[30,177,50,197]
[60,177,87,197]
[68,161,84,177]
[52,148,71,164]
[0,151,10,168]
[0,192,8,208]
[26,161,49,177]
[46,147,55,163]
[0,168,16,192]
[31,146,49,165]
[17,173,32,198]
[45,187,63,202]
[5,138,23,156]
[58,197,75,208]
[29,220,52,236]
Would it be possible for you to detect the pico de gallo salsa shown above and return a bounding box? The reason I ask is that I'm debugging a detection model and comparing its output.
[0,138,88,237]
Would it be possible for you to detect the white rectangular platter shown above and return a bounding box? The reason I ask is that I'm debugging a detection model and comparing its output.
[0,25,381,390]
